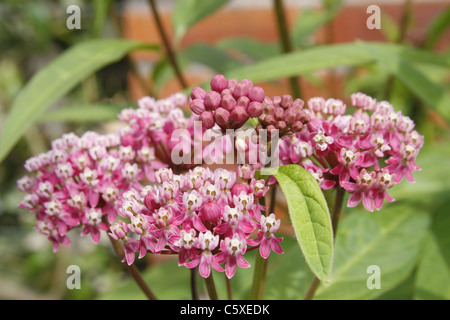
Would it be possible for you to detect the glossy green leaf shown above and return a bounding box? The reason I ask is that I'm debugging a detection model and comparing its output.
[172,0,229,45]
[0,39,157,163]
[272,165,334,282]
[315,204,430,300]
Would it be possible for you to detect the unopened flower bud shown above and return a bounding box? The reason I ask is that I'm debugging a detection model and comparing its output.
[248,86,265,102]
[281,95,293,109]
[272,96,281,107]
[211,74,228,92]
[233,80,252,98]
[190,99,206,115]
[214,107,231,127]
[221,94,236,111]
[200,111,215,129]
[199,202,221,223]
[275,120,287,133]
[227,78,238,92]
[274,107,285,121]
[291,121,304,132]
[204,91,221,111]
[292,98,304,109]
[191,87,206,100]
[230,106,249,124]
[263,115,276,126]
[247,101,263,118]
[237,96,250,109]
[231,183,249,197]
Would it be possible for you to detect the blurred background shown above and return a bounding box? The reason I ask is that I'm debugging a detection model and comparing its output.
[0,0,449,300]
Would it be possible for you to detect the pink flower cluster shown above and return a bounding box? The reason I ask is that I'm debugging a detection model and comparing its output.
[109,166,283,279]
[17,93,196,251]
[189,74,265,131]
[278,92,424,211]
[118,93,202,170]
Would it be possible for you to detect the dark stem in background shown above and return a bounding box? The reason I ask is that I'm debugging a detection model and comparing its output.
[383,0,413,100]
[107,236,158,300]
[303,186,345,300]
[108,4,155,97]
[205,274,219,300]
[273,0,302,98]
[148,0,188,90]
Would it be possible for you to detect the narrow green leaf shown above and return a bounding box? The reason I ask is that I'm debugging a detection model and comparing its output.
[172,0,229,45]
[272,165,334,282]
[216,37,281,61]
[315,204,430,300]
[360,42,450,121]
[422,7,450,50]
[225,42,375,83]
[291,0,343,48]
[40,104,133,123]
[0,39,157,163]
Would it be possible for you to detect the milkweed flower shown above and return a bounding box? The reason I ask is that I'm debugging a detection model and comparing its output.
[109,166,283,278]
[277,93,424,211]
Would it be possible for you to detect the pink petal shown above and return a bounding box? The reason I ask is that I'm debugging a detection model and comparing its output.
[270,237,284,254]
[259,237,271,259]
[236,255,251,268]
[347,191,362,207]
[90,227,101,243]
[362,192,374,212]
[199,256,211,278]
[225,257,237,279]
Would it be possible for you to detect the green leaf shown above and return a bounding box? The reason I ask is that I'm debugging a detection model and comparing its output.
[263,237,315,299]
[225,42,375,83]
[315,204,431,300]
[272,165,334,282]
[0,39,157,163]
[422,7,450,50]
[216,37,281,61]
[291,0,343,48]
[172,0,229,46]
[415,205,450,300]
[360,42,450,121]
[40,103,134,123]
[181,43,241,73]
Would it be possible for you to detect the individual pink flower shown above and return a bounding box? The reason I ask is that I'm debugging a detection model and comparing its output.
[215,235,251,279]
[248,213,284,258]
[185,231,224,278]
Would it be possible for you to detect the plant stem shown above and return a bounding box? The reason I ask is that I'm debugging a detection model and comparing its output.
[148,0,188,90]
[250,254,268,300]
[249,188,275,300]
[273,0,302,98]
[303,186,345,300]
[205,274,219,300]
[108,236,158,300]
[191,268,199,300]
[225,274,233,300]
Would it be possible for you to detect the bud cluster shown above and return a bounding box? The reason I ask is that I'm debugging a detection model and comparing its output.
[189,74,265,131]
